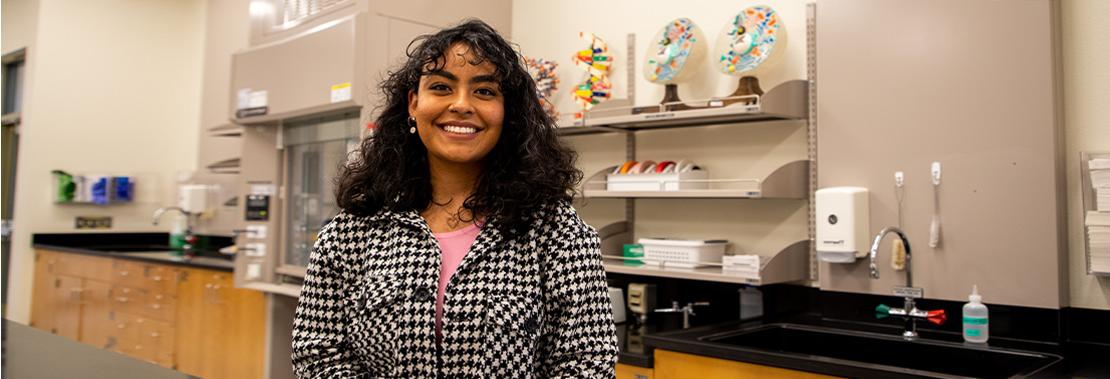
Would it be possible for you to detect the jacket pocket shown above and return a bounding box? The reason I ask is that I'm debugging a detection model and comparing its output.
[345,276,404,375]
[483,294,544,376]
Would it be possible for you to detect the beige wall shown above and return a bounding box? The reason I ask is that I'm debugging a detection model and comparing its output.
[2,0,40,55]
[1063,0,1110,310]
[4,0,207,323]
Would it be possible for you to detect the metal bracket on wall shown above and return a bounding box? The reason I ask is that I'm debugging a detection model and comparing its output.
[806,2,819,283]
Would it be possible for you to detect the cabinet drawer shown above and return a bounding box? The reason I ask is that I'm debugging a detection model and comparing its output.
[115,313,175,367]
[55,254,114,282]
[143,265,181,295]
[137,291,177,322]
[111,260,149,288]
[110,285,150,315]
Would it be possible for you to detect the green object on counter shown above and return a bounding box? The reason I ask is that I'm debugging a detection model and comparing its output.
[623,243,644,266]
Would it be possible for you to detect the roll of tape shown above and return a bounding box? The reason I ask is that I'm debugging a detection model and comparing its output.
[618,160,638,175]
[655,161,675,173]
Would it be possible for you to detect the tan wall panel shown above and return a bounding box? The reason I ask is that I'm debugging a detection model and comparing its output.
[817,0,1064,307]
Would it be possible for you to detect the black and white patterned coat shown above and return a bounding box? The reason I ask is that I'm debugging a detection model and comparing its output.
[292,201,618,378]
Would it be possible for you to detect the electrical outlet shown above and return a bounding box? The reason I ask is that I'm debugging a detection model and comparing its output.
[245,243,267,257]
[75,216,112,229]
[245,225,267,239]
[246,263,262,280]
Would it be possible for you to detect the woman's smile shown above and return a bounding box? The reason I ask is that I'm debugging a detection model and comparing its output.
[408,43,505,166]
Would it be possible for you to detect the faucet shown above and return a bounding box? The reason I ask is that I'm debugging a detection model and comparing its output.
[869,226,945,340]
[655,301,710,329]
[152,207,197,256]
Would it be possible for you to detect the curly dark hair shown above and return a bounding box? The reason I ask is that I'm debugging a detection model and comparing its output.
[335,19,582,238]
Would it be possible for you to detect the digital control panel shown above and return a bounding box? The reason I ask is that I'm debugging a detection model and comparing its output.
[245,194,270,221]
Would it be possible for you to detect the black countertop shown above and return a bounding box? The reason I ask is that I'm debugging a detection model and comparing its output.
[2,319,198,379]
[636,315,1110,378]
[32,232,235,272]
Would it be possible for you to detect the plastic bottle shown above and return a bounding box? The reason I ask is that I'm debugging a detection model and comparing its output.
[963,285,989,343]
[169,214,187,254]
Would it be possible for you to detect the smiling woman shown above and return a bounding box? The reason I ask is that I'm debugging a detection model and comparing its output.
[291,19,618,378]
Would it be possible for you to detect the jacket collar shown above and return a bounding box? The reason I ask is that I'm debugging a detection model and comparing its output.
[368,207,505,247]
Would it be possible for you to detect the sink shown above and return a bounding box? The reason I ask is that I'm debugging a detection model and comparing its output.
[84,244,174,252]
[700,323,1061,378]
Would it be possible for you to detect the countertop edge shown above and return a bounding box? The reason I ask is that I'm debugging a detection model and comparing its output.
[34,244,235,272]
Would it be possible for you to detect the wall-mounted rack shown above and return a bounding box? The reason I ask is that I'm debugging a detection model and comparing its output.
[581,161,809,199]
[563,80,812,286]
[557,80,808,135]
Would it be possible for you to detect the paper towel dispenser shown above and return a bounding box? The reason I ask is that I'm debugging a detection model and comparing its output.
[816,187,869,263]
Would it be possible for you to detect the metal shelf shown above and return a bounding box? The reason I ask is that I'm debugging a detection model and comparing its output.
[601,240,810,286]
[582,161,809,200]
[557,80,807,134]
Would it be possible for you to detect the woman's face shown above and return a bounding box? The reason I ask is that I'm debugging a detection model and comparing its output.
[409,43,505,167]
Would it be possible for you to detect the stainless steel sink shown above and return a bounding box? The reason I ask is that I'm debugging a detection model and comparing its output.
[699,323,1061,378]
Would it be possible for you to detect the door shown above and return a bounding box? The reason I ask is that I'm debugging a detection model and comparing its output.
[2,48,25,310]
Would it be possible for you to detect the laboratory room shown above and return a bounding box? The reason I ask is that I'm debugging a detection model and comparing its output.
[2,0,1109,378]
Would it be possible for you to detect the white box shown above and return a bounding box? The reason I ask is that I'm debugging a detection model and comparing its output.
[607,170,709,191]
[815,187,870,263]
[639,238,728,268]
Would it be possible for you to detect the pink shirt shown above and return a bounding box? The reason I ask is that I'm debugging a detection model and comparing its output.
[433,222,482,339]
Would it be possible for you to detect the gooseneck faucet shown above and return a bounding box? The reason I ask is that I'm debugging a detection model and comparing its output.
[869,226,945,340]
[654,301,711,329]
[152,207,197,256]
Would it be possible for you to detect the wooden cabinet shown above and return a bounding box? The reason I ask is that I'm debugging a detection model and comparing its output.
[617,362,655,379]
[29,249,266,379]
[653,349,840,379]
[175,268,266,379]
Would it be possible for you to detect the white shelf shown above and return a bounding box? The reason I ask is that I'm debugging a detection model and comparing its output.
[557,80,807,134]
[601,240,810,286]
[581,160,809,199]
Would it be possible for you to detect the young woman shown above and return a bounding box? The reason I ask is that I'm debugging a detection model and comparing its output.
[292,20,618,378]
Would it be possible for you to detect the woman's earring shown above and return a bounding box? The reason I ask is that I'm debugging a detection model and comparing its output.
[407,116,416,134]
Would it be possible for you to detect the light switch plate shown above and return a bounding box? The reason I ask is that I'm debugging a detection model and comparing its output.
[245,243,267,257]
[245,225,267,239]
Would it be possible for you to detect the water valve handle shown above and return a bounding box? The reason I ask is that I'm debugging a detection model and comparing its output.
[926,309,946,325]
[875,303,891,316]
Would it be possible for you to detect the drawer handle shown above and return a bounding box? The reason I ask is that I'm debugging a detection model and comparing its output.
[151,275,163,282]
[117,323,126,329]
[134,345,142,350]
[150,332,160,338]
[119,271,129,277]
[151,303,161,310]
[116,297,129,303]
[121,288,131,294]
[153,295,164,301]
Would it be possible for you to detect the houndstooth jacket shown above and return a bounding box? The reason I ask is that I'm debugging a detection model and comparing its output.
[292,201,618,378]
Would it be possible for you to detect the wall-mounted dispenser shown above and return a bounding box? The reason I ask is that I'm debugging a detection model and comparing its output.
[816,187,869,263]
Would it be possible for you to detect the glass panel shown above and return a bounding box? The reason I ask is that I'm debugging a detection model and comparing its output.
[283,116,359,269]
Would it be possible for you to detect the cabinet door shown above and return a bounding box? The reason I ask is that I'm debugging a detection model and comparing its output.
[79,279,115,348]
[208,273,266,379]
[30,250,57,331]
[617,363,655,379]
[51,275,83,340]
[174,268,210,377]
[175,268,266,379]
[654,349,840,379]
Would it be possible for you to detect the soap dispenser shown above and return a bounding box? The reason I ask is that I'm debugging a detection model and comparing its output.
[963,285,989,343]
